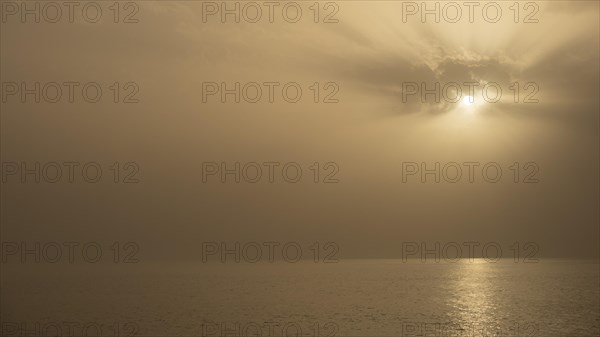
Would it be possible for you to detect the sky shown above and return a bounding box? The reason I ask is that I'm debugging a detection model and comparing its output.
[1,1,598,259]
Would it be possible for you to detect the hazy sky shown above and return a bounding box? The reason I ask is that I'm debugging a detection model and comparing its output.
[1,1,598,259]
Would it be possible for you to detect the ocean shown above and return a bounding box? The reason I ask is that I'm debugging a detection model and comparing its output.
[2,259,599,337]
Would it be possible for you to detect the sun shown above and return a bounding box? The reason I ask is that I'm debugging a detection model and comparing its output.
[462,95,474,106]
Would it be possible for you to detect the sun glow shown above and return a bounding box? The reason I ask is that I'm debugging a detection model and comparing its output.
[462,96,474,106]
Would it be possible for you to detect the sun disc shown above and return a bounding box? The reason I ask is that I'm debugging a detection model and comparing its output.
[463,96,474,106]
